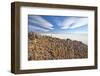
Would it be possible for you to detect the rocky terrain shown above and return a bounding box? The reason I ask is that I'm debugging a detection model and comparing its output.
[28,32,88,60]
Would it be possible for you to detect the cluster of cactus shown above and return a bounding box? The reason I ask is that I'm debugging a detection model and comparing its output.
[28,32,88,60]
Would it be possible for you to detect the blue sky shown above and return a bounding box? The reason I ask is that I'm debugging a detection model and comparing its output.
[28,15,88,34]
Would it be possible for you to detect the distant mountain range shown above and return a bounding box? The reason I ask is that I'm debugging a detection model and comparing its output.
[28,32,88,60]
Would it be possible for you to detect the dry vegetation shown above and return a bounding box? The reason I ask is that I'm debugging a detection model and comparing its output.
[28,32,88,60]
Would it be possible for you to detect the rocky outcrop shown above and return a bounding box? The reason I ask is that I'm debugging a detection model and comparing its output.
[28,32,88,60]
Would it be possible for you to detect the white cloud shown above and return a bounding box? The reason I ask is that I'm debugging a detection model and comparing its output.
[29,25,49,32]
[29,16,54,30]
[61,17,88,29]
[61,17,76,29]
[70,18,88,29]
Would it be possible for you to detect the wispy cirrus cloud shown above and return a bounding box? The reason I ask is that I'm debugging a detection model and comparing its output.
[28,15,54,30]
[61,17,76,29]
[28,25,49,32]
[61,17,88,29]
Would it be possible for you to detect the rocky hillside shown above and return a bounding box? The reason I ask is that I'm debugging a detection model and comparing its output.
[28,32,88,60]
